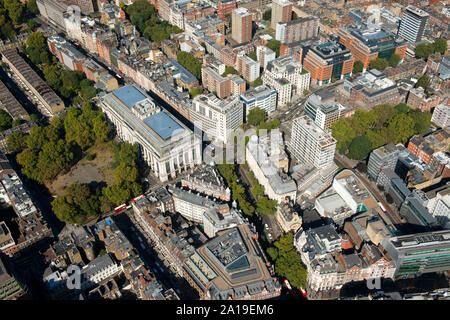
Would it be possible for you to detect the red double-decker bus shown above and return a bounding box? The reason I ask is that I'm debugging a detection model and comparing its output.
[114,203,127,214]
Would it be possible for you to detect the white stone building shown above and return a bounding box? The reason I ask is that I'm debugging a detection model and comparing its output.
[190,93,244,144]
[99,85,202,182]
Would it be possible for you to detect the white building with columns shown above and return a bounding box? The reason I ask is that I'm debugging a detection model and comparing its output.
[99,85,202,182]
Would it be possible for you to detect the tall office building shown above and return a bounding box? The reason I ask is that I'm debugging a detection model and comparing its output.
[398,5,429,44]
[190,93,244,143]
[382,230,450,276]
[236,53,260,82]
[367,144,401,181]
[290,115,336,169]
[232,8,252,44]
[240,85,277,116]
[271,0,293,30]
[275,16,319,44]
[302,35,354,86]
[303,94,345,131]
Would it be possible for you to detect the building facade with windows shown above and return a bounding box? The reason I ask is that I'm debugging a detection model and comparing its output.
[190,94,244,143]
[99,85,202,182]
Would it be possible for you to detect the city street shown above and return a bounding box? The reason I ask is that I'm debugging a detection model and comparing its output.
[334,152,405,226]
[113,209,199,300]
[237,165,283,243]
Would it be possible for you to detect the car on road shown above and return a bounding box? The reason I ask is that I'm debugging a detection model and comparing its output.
[267,233,272,240]
[265,224,269,230]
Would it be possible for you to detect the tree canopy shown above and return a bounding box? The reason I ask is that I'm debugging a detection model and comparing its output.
[15,103,110,184]
[247,107,266,126]
[125,0,182,43]
[415,43,433,59]
[252,77,263,87]
[268,233,307,289]
[217,164,254,217]
[353,60,363,73]
[177,51,202,80]
[0,109,13,131]
[332,103,431,159]
[222,66,238,77]
[394,103,410,114]
[388,53,401,67]
[433,38,447,55]
[248,51,257,61]
[266,39,281,57]
[347,136,372,160]
[189,87,203,99]
[52,183,100,224]
[369,58,388,71]
[415,75,430,90]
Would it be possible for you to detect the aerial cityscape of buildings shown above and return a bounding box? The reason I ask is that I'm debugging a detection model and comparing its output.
[0,0,448,304]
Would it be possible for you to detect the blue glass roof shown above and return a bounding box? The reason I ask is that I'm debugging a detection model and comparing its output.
[144,112,183,140]
[113,85,147,108]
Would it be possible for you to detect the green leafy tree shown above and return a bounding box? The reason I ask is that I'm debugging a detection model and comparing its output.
[26,32,48,65]
[7,131,26,153]
[26,126,46,151]
[415,43,434,59]
[409,109,431,135]
[52,183,100,224]
[366,130,386,150]
[126,0,182,42]
[222,66,238,76]
[371,104,396,129]
[92,115,110,142]
[29,114,40,124]
[113,162,138,184]
[269,233,307,289]
[347,136,373,160]
[80,79,97,100]
[51,196,79,225]
[190,87,203,99]
[353,60,364,73]
[266,246,278,261]
[263,9,271,21]
[177,51,202,80]
[11,118,24,127]
[252,77,263,87]
[248,51,257,61]
[43,65,62,89]
[247,107,266,126]
[267,39,281,57]
[0,15,16,40]
[27,19,36,30]
[103,183,132,206]
[27,0,39,15]
[271,118,281,129]
[37,139,73,182]
[369,58,388,71]
[351,109,376,136]
[415,75,430,90]
[4,0,23,25]
[433,38,448,55]
[256,196,278,215]
[388,113,415,143]
[16,148,40,181]
[331,118,356,152]
[395,103,410,114]
[0,109,12,131]
[388,53,401,67]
